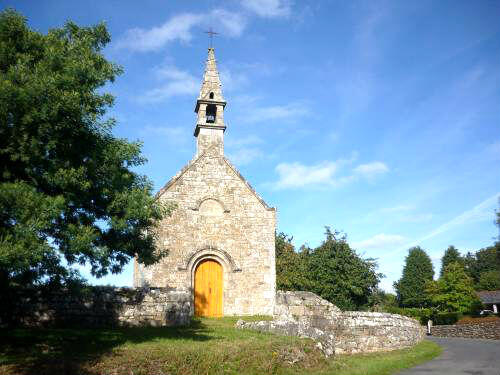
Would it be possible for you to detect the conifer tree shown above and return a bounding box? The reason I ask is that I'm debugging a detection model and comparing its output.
[440,246,463,277]
[394,247,434,308]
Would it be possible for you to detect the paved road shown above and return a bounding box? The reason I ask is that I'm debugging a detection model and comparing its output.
[399,337,500,375]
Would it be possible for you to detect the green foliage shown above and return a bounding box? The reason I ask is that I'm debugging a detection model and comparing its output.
[308,228,382,310]
[0,10,170,292]
[426,262,481,313]
[432,311,463,325]
[440,246,463,277]
[275,232,312,291]
[476,270,500,291]
[369,289,398,312]
[275,228,382,311]
[464,245,499,284]
[394,247,434,308]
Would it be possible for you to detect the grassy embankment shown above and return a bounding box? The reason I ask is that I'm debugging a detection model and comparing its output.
[0,316,441,375]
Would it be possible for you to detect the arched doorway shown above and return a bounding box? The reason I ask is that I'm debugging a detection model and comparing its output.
[194,259,223,317]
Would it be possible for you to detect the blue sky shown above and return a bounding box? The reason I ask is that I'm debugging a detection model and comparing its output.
[6,0,500,292]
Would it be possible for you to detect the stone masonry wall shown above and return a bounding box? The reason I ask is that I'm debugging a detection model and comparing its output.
[4,287,191,328]
[135,145,276,316]
[335,311,425,354]
[236,291,425,356]
[431,322,500,340]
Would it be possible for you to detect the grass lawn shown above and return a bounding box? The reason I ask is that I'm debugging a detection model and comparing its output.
[0,316,442,375]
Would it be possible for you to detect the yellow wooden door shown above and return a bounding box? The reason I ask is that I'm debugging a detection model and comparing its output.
[194,259,223,317]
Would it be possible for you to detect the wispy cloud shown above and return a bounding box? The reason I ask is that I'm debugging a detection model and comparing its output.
[273,161,342,189]
[380,205,415,213]
[241,0,291,18]
[226,135,264,166]
[242,102,310,123]
[139,64,198,102]
[352,233,407,250]
[227,147,264,166]
[116,9,246,52]
[219,68,249,92]
[353,161,389,179]
[116,13,203,52]
[385,193,500,256]
[212,9,247,37]
[361,204,433,224]
[400,213,434,223]
[269,156,388,189]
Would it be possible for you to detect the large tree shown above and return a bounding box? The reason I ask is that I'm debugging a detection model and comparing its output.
[307,228,382,310]
[275,232,311,292]
[0,10,169,291]
[440,246,463,277]
[275,228,382,310]
[426,262,480,313]
[464,246,499,285]
[394,247,434,308]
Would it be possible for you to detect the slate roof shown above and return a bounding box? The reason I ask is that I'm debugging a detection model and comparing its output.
[476,290,500,304]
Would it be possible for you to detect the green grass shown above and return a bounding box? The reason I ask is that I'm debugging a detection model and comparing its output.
[0,317,442,375]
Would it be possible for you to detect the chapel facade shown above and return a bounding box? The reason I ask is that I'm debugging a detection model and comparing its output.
[133,48,277,316]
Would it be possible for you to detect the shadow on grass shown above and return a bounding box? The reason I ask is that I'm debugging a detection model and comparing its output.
[0,319,213,375]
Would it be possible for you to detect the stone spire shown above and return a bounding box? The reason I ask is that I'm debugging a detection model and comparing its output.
[194,48,227,156]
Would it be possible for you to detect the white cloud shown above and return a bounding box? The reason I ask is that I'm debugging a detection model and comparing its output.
[116,9,246,52]
[226,135,263,147]
[140,65,198,102]
[400,213,434,223]
[269,154,388,190]
[274,161,340,189]
[380,205,415,213]
[116,13,203,52]
[385,192,500,257]
[243,102,310,123]
[227,147,263,165]
[241,0,291,18]
[226,135,264,166]
[212,9,247,37]
[353,161,389,178]
[352,234,408,250]
[219,68,249,92]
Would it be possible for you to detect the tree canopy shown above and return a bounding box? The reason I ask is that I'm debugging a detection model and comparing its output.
[275,228,382,311]
[440,246,462,277]
[394,247,434,308]
[0,10,169,291]
[426,262,480,313]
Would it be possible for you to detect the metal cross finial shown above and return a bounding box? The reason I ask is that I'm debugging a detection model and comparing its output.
[204,28,218,48]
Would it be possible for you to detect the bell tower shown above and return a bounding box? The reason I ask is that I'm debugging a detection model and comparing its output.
[194,48,227,156]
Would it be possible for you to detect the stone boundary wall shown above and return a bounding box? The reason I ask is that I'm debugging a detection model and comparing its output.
[3,287,192,328]
[431,322,500,340]
[236,291,425,356]
[336,311,425,354]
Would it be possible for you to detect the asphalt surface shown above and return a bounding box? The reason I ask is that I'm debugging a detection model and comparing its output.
[398,336,500,375]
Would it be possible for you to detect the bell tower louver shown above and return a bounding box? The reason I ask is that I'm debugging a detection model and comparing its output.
[194,48,227,156]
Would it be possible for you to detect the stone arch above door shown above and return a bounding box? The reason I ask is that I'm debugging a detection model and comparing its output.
[178,246,241,273]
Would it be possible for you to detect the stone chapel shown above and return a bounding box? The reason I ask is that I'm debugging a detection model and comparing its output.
[133,48,276,317]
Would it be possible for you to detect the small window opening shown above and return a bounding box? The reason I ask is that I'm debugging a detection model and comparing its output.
[209,92,214,99]
[206,104,216,123]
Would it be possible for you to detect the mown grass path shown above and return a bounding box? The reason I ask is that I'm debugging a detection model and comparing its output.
[0,317,441,375]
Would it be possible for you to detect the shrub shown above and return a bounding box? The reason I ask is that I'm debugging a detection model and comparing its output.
[433,312,462,325]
